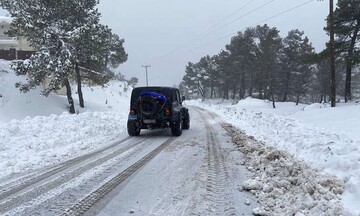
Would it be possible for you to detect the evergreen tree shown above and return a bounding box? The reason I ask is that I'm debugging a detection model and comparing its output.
[180,24,324,105]
[332,0,360,102]
[182,62,206,99]
[1,0,128,111]
[72,23,127,108]
[127,77,138,88]
[280,29,315,103]
[215,50,233,99]
[1,0,101,113]
[226,27,257,99]
[254,24,282,106]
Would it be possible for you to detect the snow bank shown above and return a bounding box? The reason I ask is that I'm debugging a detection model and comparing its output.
[0,111,127,179]
[0,15,12,23]
[225,124,348,216]
[187,98,360,215]
[0,60,131,179]
[1,60,69,122]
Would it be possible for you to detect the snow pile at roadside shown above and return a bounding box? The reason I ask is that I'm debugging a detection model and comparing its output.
[0,15,12,23]
[187,98,360,215]
[0,59,131,179]
[224,124,348,216]
[1,60,70,122]
[0,111,127,179]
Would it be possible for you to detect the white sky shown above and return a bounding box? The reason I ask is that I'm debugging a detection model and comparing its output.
[1,0,335,87]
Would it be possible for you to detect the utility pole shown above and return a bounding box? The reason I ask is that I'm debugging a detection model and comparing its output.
[319,0,336,107]
[141,65,151,86]
[329,0,336,107]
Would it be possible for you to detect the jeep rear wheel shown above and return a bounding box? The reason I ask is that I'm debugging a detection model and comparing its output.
[127,121,140,136]
[182,112,190,130]
[171,120,182,136]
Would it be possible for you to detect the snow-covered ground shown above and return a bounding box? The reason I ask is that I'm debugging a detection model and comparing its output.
[1,59,131,178]
[186,98,360,215]
[1,59,360,215]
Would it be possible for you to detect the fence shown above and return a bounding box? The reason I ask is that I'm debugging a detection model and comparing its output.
[0,49,34,60]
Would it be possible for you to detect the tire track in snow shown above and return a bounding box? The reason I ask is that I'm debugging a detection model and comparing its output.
[0,136,132,198]
[62,137,176,216]
[195,108,237,216]
[0,136,148,215]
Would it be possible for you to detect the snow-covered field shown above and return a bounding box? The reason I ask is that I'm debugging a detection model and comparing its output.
[1,59,360,215]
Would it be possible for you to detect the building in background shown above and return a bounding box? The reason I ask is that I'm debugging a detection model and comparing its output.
[0,15,34,60]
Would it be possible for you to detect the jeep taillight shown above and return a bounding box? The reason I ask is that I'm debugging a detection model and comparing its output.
[130,109,136,115]
[164,109,171,116]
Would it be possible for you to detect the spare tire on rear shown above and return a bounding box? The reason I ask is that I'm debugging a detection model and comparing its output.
[139,92,167,117]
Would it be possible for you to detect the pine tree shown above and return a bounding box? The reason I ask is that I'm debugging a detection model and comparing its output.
[1,0,100,113]
[280,29,315,103]
[1,0,127,111]
[254,24,282,106]
[332,0,360,102]
[72,23,127,108]
[226,28,257,99]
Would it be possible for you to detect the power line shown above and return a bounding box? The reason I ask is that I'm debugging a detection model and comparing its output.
[156,0,270,59]
[253,0,314,26]
[181,0,315,55]
[202,0,257,35]
[196,0,276,41]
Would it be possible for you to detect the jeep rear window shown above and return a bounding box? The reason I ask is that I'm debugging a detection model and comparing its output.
[130,87,173,107]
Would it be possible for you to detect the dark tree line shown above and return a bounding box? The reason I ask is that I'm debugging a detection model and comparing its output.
[1,0,128,113]
[181,0,360,106]
[181,25,317,107]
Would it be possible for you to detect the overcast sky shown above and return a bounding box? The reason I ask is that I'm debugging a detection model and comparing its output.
[1,0,336,87]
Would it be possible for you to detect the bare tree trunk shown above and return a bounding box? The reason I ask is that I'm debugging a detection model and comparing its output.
[218,85,222,99]
[262,65,271,100]
[249,83,253,97]
[232,84,237,99]
[210,85,214,98]
[296,93,300,106]
[322,67,328,104]
[319,92,324,103]
[329,0,336,107]
[271,92,276,108]
[282,92,288,102]
[282,69,291,102]
[249,73,254,97]
[344,64,352,102]
[239,75,246,99]
[64,78,75,114]
[75,62,84,108]
[344,26,359,102]
[224,86,229,100]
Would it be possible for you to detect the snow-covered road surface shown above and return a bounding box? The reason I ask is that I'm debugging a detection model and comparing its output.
[0,135,172,215]
[94,107,257,216]
[0,107,258,215]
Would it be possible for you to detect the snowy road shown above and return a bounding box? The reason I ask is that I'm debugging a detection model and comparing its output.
[0,107,257,216]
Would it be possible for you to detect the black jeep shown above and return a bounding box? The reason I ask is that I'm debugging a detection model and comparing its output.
[127,86,190,136]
